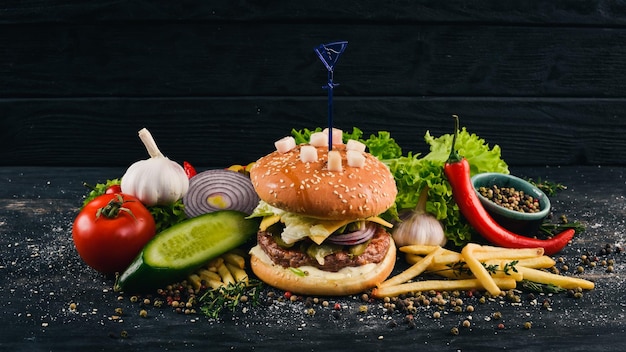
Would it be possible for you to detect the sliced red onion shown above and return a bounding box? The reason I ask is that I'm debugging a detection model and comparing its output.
[326,221,377,246]
[183,169,260,218]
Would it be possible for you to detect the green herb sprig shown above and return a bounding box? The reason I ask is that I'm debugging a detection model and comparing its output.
[198,279,263,319]
[526,177,567,196]
[440,260,519,277]
[521,279,565,294]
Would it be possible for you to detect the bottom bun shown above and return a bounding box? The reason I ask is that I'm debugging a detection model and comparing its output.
[249,238,396,296]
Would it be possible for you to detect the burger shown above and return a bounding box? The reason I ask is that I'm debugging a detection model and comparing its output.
[247,129,398,296]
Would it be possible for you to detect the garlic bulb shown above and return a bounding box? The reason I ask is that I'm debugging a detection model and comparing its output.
[392,186,447,247]
[121,128,189,206]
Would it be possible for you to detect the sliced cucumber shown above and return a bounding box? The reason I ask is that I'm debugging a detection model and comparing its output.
[114,210,260,293]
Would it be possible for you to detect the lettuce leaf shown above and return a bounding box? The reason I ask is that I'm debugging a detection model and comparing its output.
[374,128,508,246]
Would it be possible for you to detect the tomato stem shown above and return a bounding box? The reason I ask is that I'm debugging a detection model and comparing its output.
[96,194,137,221]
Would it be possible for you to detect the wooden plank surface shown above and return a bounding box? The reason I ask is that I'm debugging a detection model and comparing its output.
[3,23,626,98]
[1,97,623,167]
[1,165,625,351]
[2,0,626,25]
[2,1,625,167]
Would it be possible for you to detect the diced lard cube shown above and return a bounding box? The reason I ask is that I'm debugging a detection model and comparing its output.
[274,136,296,154]
[309,132,328,147]
[322,128,343,145]
[347,150,365,168]
[300,145,318,162]
[346,139,366,153]
[327,150,343,172]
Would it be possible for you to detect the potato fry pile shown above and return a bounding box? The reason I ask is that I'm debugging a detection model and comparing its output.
[187,250,250,292]
[371,244,595,298]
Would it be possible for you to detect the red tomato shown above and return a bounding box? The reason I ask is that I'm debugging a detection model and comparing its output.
[72,193,156,274]
[105,184,122,194]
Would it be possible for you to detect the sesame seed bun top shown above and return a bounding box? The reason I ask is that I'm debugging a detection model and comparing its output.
[249,144,397,220]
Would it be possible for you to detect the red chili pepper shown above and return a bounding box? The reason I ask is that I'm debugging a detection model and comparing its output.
[443,115,574,255]
[183,161,197,179]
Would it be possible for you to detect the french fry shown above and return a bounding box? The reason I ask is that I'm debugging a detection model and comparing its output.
[514,256,556,269]
[188,273,203,291]
[517,266,595,290]
[372,277,517,298]
[198,268,221,282]
[207,256,225,272]
[488,260,524,281]
[216,261,235,286]
[432,252,464,265]
[404,253,422,265]
[196,269,224,289]
[409,255,524,281]
[472,247,544,261]
[379,246,445,288]
[462,243,501,296]
[226,262,249,285]
[399,245,440,255]
[223,252,246,269]
[401,245,464,265]
[396,242,593,298]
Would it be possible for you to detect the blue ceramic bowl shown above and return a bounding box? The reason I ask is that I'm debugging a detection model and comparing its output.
[471,173,551,236]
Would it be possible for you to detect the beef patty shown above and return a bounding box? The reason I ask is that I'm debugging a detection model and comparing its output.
[256,226,391,272]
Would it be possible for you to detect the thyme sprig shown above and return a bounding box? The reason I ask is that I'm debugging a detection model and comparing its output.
[540,220,586,236]
[198,279,263,319]
[441,260,520,277]
[526,177,567,196]
[521,279,566,294]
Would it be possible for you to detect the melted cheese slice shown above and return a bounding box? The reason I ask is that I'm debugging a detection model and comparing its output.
[260,213,392,245]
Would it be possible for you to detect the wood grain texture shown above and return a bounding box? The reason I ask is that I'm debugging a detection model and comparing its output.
[1,97,623,167]
[1,1,625,167]
[2,0,626,25]
[3,23,626,98]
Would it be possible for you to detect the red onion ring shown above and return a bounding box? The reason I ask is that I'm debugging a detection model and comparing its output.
[183,169,260,218]
[326,221,377,246]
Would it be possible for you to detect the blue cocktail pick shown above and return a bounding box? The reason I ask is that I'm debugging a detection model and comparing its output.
[314,41,348,150]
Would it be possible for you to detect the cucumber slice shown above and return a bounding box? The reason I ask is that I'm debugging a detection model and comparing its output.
[114,210,260,293]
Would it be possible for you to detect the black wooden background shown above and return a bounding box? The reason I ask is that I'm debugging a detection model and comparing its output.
[2,1,626,167]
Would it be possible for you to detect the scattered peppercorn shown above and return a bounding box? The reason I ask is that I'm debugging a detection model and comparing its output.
[478,185,540,213]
